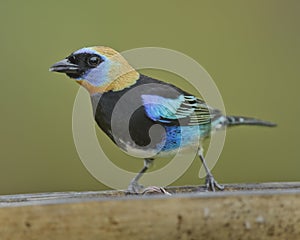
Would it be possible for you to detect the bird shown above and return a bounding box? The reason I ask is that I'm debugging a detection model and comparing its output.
[50,46,276,192]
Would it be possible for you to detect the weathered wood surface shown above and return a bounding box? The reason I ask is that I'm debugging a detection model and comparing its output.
[0,182,300,240]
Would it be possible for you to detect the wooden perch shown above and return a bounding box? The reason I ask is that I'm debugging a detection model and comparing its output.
[0,182,300,239]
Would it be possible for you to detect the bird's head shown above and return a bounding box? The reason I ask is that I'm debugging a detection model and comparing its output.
[50,46,140,94]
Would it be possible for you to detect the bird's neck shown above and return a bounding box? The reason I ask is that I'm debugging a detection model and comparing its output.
[77,70,140,95]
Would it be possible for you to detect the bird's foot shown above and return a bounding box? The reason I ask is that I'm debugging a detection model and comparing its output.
[205,174,224,192]
[127,182,171,195]
[127,181,145,194]
[142,186,171,195]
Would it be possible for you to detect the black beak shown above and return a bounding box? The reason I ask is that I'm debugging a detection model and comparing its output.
[49,59,79,74]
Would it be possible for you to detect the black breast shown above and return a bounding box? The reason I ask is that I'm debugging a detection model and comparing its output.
[93,75,181,149]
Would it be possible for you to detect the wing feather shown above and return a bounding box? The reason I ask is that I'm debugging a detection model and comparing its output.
[141,94,219,126]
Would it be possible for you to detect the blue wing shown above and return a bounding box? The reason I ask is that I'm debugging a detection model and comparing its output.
[141,94,220,126]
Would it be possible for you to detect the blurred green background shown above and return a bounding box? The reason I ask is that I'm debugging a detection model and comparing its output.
[0,1,299,195]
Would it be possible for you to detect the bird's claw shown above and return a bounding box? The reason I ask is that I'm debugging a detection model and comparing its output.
[127,182,171,195]
[142,186,171,195]
[127,181,144,194]
[205,174,224,192]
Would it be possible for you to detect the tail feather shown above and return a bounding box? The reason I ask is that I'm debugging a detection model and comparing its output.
[226,116,276,127]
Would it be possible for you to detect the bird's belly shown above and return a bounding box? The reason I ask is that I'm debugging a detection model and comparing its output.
[120,125,207,158]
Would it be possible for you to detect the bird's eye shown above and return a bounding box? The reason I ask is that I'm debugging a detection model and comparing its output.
[87,55,102,67]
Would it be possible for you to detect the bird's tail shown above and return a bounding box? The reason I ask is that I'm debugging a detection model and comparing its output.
[226,115,276,127]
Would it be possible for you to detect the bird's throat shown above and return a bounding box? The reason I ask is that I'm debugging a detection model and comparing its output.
[76,70,140,94]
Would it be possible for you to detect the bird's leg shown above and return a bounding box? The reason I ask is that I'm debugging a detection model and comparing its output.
[198,148,224,191]
[127,158,153,193]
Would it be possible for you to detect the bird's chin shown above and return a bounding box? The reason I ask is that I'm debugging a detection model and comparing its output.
[66,72,84,79]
